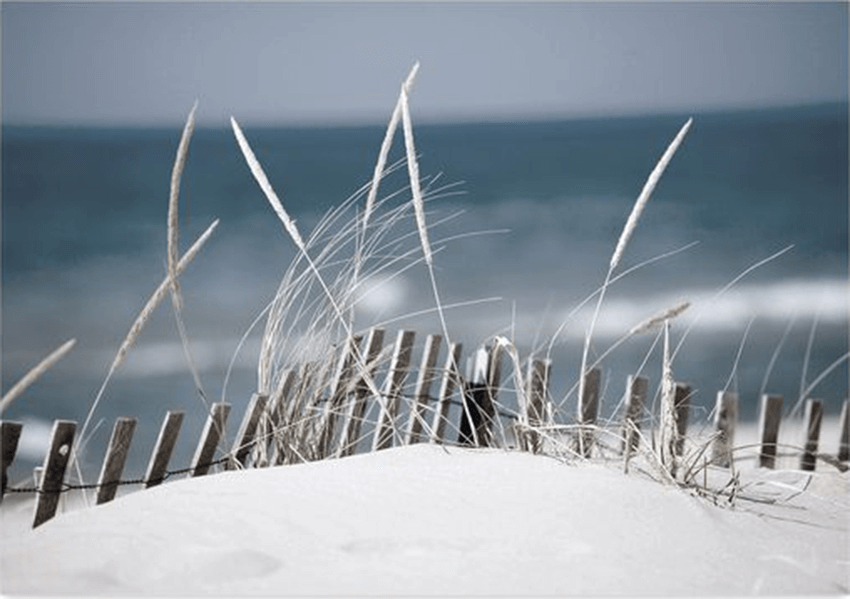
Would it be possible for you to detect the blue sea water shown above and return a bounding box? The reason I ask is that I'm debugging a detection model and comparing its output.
[2,104,847,480]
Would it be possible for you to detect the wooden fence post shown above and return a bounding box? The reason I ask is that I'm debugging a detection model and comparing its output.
[266,369,298,467]
[673,383,691,457]
[1,421,23,500]
[372,330,416,451]
[96,417,137,505]
[228,393,269,470]
[711,390,738,467]
[523,359,551,454]
[621,375,648,457]
[190,402,231,477]
[405,334,443,445]
[338,328,385,457]
[429,342,463,445]
[576,367,601,457]
[838,398,849,463]
[800,398,823,471]
[318,336,363,458]
[458,347,496,447]
[145,411,184,488]
[33,420,76,528]
[758,394,783,469]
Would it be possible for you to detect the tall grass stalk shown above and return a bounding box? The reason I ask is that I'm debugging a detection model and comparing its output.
[577,118,692,421]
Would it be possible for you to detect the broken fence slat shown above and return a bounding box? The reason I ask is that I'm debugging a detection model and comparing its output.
[190,402,231,477]
[145,411,184,488]
[523,359,551,454]
[33,420,76,528]
[1,421,24,500]
[621,375,648,458]
[96,417,138,505]
[228,393,269,469]
[576,367,601,458]
[711,390,738,468]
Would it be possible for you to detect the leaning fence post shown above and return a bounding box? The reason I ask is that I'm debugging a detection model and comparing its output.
[576,367,601,458]
[96,417,137,505]
[523,359,551,454]
[621,375,648,458]
[1,421,24,500]
[405,334,443,445]
[711,390,738,467]
[838,398,849,463]
[800,398,823,471]
[228,393,269,470]
[758,394,783,469]
[429,342,463,445]
[673,383,691,457]
[338,328,385,457]
[33,420,76,528]
[190,402,231,477]
[145,411,184,488]
[372,330,416,451]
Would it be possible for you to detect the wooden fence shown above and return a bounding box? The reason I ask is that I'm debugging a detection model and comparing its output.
[2,326,848,528]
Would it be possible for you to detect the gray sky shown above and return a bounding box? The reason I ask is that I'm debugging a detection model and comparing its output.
[2,1,847,126]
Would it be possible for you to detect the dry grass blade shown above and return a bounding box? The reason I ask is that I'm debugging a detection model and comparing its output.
[629,301,691,335]
[400,86,432,266]
[76,219,219,455]
[610,117,693,272]
[363,62,419,232]
[168,100,198,308]
[231,116,305,250]
[0,339,76,415]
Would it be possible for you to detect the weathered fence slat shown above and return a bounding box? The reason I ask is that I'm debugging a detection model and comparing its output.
[405,334,443,445]
[522,359,551,454]
[33,420,76,528]
[429,342,463,445]
[318,336,363,457]
[673,383,692,457]
[145,411,184,488]
[267,369,298,467]
[800,398,823,471]
[711,390,738,467]
[338,328,386,457]
[228,393,269,469]
[621,375,648,457]
[1,421,24,500]
[838,398,849,463]
[190,403,231,477]
[372,330,416,451]
[758,394,783,469]
[96,417,137,505]
[576,367,601,457]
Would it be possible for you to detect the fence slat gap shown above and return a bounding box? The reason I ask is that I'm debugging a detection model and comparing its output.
[429,342,463,445]
[458,346,500,448]
[33,420,76,528]
[96,417,138,505]
[228,394,269,470]
[800,398,823,471]
[1,421,24,500]
[190,403,231,477]
[372,330,416,452]
[338,328,386,458]
[711,390,738,468]
[405,334,443,445]
[145,411,184,488]
[576,367,601,457]
[758,394,783,469]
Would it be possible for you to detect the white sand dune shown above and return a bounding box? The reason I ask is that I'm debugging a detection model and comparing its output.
[2,442,848,596]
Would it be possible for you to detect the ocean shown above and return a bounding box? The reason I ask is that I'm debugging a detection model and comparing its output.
[2,103,847,480]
